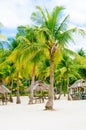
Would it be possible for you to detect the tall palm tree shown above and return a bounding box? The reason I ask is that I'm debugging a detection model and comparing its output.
[31,6,85,110]
[8,44,23,104]
[6,36,24,104]
[0,36,22,103]
[15,26,45,104]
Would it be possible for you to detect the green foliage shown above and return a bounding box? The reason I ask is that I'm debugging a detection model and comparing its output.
[0,6,86,96]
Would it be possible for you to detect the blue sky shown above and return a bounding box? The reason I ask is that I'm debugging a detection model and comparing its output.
[0,0,86,51]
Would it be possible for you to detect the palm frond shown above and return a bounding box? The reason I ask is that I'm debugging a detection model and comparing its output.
[58,30,75,46]
[77,48,86,58]
[16,36,30,45]
[36,6,47,22]
[58,27,85,47]
[45,8,51,20]
[51,6,64,32]
[56,15,69,33]
[71,27,86,36]
[31,6,47,25]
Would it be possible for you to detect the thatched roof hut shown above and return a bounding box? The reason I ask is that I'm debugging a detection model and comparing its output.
[69,79,86,100]
[26,80,49,92]
[0,84,11,94]
[0,79,11,94]
[70,79,86,89]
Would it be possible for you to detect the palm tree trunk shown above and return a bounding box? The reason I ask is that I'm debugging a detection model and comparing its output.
[58,83,62,99]
[45,54,54,110]
[66,70,71,100]
[29,63,36,104]
[9,80,13,102]
[16,71,21,104]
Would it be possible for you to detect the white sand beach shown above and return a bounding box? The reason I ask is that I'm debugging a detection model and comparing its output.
[0,96,86,130]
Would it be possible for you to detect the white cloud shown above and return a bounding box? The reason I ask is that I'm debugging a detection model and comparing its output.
[70,11,86,25]
[0,0,34,27]
[0,0,86,50]
[68,35,86,51]
[0,0,86,28]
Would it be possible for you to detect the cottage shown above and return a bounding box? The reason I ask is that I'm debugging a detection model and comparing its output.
[26,80,49,103]
[69,79,86,100]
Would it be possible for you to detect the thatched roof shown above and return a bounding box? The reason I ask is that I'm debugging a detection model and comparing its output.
[70,79,86,89]
[26,80,49,92]
[0,85,11,94]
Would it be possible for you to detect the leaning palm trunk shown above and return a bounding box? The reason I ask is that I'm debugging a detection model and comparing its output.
[16,71,21,104]
[45,54,54,110]
[29,63,36,104]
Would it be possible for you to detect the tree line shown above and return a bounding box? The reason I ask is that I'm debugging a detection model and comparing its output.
[0,6,86,110]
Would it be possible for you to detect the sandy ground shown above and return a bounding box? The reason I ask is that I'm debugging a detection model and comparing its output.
[0,96,86,130]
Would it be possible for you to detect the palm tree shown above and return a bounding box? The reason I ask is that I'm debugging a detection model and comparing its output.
[0,36,22,103]
[77,48,86,79]
[56,52,81,99]
[6,36,24,104]
[15,25,46,104]
[77,48,86,58]
[8,44,23,104]
[31,6,85,110]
